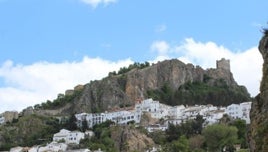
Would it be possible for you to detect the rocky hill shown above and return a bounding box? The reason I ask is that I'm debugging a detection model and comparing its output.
[22,58,250,117]
[249,30,268,152]
[110,126,155,152]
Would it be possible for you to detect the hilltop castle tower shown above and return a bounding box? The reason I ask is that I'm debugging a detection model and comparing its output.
[216,58,230,71]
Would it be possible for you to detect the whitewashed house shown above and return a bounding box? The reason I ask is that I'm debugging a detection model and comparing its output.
[168,105,185,119]
[205,110,226,125]
[90,113,105,127]
[139,98,175,119]
[76,105,142,128]
[226,104,242,119]
[68,131,85,144]
[199,105,217,116]
[10,146,24,152]
[240,102,251,124]
[85,130,94,137]
[37,142,68,152]
[159,104,172,118]
[140,98,162,118]
[183,106,204,120]
[141,99,160,112]
[146,124,168,132]
[53,129,85,145]
[75,113,88,128]
[53,129,70,143]
[165,118,183,126]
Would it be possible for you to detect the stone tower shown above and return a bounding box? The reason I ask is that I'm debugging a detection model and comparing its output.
[216,58,230,71]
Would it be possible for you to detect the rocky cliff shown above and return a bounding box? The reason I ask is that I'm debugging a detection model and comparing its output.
[249,30,268,152]
[76,58,247,112]
[24,58,250,116]
[110,126,155,152]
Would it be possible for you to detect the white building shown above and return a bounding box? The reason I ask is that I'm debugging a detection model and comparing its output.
[76,105,142,128]
[146,124,168,132]
[75,113,88,128]
[53,129,70,143]
[183,106,204,120]
[85,130,94,137]
[159,104,172,118]
[53,129,85,145]
[68,131,85,144]
[205,110,226,125]
[77,99,252,131]
[239,102,252,124]
[168,105,185,119]
[10,147,25,152]
[165,118,183,126]
[226,104,242,119]
[29,142,68,152]
[225,102,252,124]
[140,98,162,118]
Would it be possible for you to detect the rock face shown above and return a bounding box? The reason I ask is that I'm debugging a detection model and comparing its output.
[249,31,268,152]
[110,126,155,152]
[18,57,248,118]
[0,111,18,123]
[31,58,249,116]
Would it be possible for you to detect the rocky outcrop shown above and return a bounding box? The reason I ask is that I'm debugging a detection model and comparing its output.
[32,58,249,115]
[110,126,155,152]
[249,30,268,152]
[0,111,18,123]
[19,57,247,118]
[124,60,206,102]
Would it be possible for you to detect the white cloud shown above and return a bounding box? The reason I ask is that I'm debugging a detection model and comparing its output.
[151,38,262,97]
[150,41,170,56]
[0,57,133,113]
[80,0,117,8]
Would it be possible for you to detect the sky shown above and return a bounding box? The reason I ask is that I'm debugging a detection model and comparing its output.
[0,0,267,113]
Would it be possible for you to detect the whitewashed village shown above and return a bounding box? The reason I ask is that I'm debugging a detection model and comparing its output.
[1,98,251,152]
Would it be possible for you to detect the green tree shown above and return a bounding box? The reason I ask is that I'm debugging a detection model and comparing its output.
[166,123,181,142]
[66,114,78,131]
[81,119,88,132]
[173,135,190,152]
[192,115,205,134]
[149,130,167,145]
[202,124,238,152]
[162,135,189,152]
[229,119,248,148]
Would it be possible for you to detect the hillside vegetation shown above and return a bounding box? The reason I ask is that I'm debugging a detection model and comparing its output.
[0,115,61,150]
[147,77,250,106]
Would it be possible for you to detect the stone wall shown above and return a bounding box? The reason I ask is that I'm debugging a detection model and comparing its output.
[216,58,230,71]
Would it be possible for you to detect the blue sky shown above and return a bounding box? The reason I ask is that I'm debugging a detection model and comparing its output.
[0,0,267,112]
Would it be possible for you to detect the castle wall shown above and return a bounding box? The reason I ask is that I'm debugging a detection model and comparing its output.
[216,58,230,71]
